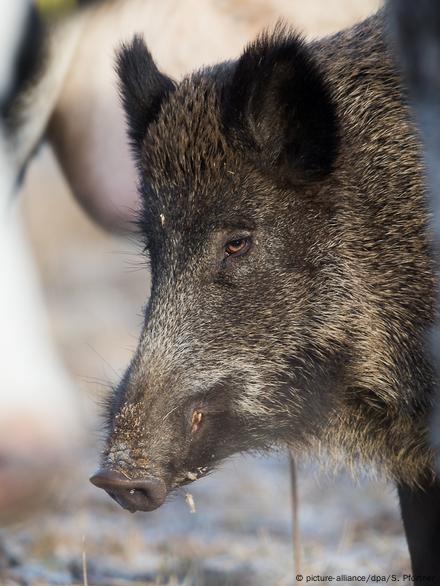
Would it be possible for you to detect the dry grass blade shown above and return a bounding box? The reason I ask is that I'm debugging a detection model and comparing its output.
[289,452,301,585]
[82,535,88,586]
[185,492,196,514]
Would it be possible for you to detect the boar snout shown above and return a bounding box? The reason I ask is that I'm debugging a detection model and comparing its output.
[90,469,166,512]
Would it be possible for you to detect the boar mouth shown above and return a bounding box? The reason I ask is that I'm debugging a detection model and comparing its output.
[90,469,167,513]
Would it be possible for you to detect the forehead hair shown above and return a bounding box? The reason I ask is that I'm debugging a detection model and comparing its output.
[141,75,232,195]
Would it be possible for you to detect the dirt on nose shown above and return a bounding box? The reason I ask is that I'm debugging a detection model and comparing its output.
[90,469,167,512]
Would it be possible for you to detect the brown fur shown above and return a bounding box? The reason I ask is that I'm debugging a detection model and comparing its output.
[100,10,437,503]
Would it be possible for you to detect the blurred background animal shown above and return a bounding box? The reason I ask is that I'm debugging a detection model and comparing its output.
[0,0,84,526]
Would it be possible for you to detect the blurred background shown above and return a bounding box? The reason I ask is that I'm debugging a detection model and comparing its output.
[3,0,413,584]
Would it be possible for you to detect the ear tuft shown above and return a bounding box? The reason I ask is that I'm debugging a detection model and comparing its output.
[116,35,175,157]
[222,24,339,183]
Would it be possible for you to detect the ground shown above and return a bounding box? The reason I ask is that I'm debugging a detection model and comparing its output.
[1,1,413,584]
[3,443,410,584]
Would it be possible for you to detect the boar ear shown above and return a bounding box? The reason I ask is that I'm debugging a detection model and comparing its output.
[222,26,338,183]
[116,35,175,157]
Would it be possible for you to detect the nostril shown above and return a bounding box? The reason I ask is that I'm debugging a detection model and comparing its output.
[89,469,166,512]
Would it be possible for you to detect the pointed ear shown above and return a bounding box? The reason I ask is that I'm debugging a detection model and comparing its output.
[116,35,175,157]
[222,27,338,183]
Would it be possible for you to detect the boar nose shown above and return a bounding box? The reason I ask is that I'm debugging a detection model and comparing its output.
[89,469,166,513]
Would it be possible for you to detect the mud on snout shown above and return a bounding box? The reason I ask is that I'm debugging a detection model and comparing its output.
[90,372,252,513]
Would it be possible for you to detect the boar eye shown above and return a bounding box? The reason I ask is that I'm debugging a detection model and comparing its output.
[224,237,251,258]
[191,410,203,434]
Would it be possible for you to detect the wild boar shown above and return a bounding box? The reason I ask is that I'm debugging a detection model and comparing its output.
[91,9,440,579]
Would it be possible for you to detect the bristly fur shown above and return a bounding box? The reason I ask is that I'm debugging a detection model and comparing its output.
[221,22,339,183]
[116,35,175,159]
[102,9,437,506]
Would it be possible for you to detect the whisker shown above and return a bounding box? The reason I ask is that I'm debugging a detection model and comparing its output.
[162,405,179,422]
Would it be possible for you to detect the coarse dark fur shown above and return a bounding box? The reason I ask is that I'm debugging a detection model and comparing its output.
[98,7,437,527]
